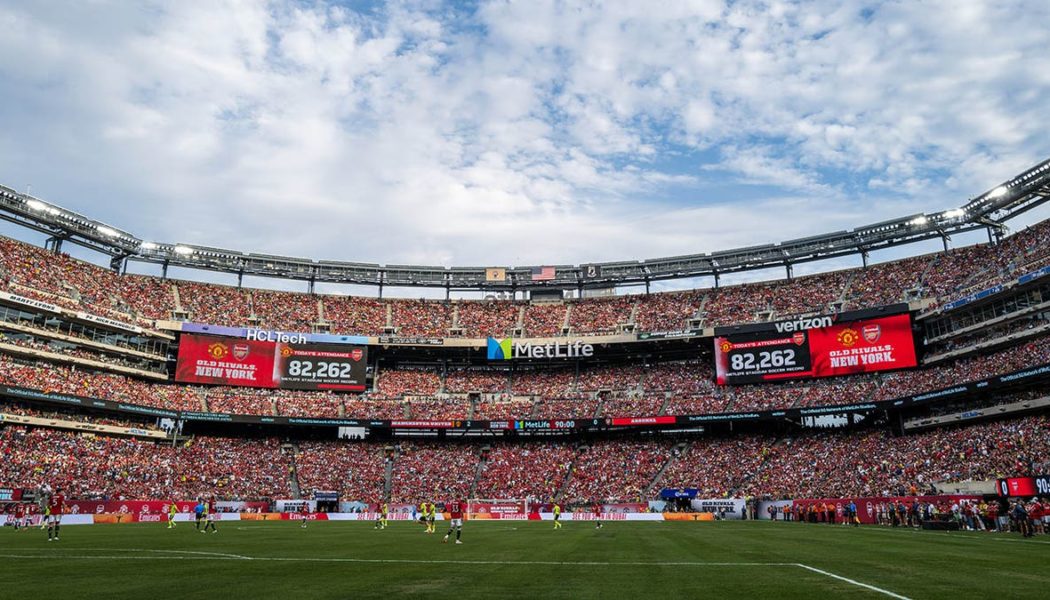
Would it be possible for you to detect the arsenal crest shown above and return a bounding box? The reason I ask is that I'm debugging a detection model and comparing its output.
[792,332,806,345]
[232,343,250,360]
[862,324,881,343]
[351,349,364,361]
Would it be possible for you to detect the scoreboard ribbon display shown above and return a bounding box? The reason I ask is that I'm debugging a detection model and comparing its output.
[714,313,917,385]
[176,334,367,391]
[996,475,1050,497]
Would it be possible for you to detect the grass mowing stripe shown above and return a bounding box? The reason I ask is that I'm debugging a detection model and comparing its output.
[0,552,797,566]
[796,564,913,600]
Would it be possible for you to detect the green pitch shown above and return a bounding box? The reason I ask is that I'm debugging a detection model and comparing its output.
[2,520,1046,599]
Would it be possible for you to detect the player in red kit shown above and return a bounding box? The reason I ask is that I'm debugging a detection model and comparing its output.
[13,503,25,531]
[300,503,310,529]
[442,499,464,544]
[47,488,65,541]
[593,503,603,529]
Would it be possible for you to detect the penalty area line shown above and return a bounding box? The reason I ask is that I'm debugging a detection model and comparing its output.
[796,564,912,600]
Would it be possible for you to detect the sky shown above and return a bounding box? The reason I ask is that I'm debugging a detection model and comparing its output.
[1,0,1049,297]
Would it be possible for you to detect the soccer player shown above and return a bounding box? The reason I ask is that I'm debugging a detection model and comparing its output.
[46,487,65,542]
[13,503,24,531]
[300,503,310,529]
[593,503,603,529]
[167,500,178,529]
[426,501,436,534]
[418,501,428,531]
[443,499,464,544]
[375,500,388,530]
[202,497,218,533]
[553,503,562,529]
[22,504,33,530]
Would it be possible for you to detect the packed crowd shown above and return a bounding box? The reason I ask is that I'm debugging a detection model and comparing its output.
[2,411,1047,502]
[740,416,1050,499]
[388,442,479,503]
[3,218,1050,337]
[0,427,292,500]
[375,369,442,396]
[569,296,635,334]
[455,300,520,338]
[562,440,672,504]
[473,441,576,500]
[294,441,387,501]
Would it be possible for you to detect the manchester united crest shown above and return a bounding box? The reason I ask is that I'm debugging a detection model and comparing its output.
[836,327,860,347]
[719,340,733,353]
[207,342,229,359]
[280,346,294,358]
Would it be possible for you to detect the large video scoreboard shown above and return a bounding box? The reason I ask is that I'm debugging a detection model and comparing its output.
[175,334,367,391]
[713,311,918,385]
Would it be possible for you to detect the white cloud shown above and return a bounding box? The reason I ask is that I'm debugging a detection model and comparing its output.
[0,0,1047,282]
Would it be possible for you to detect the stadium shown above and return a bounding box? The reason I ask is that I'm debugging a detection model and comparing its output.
[2,3,1049,599]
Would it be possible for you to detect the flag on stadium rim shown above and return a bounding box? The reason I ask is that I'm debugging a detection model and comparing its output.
[531,266,555,281]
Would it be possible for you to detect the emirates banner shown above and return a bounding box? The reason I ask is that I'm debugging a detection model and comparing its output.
[715,313,918,384]
[175,334,367,391]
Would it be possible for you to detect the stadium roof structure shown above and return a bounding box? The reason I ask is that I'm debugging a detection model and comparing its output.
[1,158,1049,293]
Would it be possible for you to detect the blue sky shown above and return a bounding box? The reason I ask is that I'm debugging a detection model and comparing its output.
[1,0,1048,297]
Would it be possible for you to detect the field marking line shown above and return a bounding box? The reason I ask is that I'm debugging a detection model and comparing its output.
[123,548,255,560]
[795,564,912,600]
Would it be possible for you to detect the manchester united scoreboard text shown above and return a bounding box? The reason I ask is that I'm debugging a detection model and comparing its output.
[713,310,919,385]
[175,333,368,391]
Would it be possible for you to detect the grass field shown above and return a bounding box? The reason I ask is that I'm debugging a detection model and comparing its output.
[2,520,1047,599]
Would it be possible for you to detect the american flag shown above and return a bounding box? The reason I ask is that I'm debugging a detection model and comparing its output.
[531,266,555,281]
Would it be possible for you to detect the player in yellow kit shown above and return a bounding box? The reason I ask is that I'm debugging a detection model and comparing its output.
[426,502,436,533]
[375,501,388,529]
[167,501,178,529]
[553,503,563,529]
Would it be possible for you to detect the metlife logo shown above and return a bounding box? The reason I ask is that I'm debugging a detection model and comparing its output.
[487,338,514,360]
[486,337,594,360]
